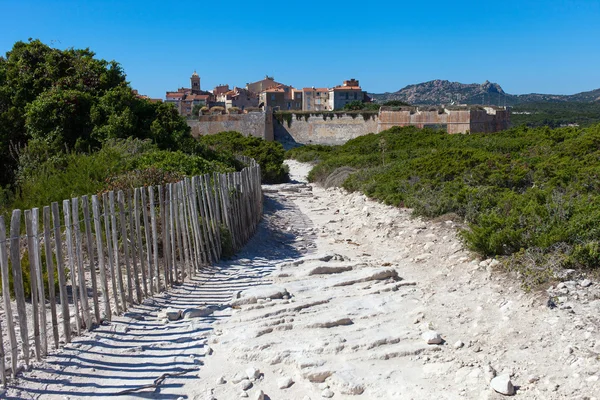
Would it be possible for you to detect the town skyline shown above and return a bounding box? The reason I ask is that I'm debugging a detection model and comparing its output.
[2,0,599,99]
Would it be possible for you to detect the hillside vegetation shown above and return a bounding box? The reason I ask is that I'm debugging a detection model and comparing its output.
[511,102,600,128]
[287,124,600,289]
[0,40,285,214]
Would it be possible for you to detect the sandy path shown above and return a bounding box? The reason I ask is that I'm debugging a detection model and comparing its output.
[7,160,600,399]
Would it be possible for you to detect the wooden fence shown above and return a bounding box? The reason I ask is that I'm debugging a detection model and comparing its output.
[0,157,262,385]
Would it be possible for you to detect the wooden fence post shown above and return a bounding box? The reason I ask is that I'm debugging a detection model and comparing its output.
[10,210,30,367]
[0,216,18,377]
[81,196,101,325]
[51,202,71,343]
[24,210,41,361]
[117,191,133,306]
[71,198,92,331]
[63,200,81,335]
[91,195,111,320]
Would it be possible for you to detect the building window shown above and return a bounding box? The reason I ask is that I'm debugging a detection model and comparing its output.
[271,94,276,100]
[354,92,358,99]
[345,93,349,99]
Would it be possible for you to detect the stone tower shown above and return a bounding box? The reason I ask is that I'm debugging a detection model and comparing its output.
[191,71,200,94]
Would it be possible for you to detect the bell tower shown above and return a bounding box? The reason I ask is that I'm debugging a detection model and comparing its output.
[191,71,201,94]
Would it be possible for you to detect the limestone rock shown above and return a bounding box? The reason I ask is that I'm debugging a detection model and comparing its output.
[253,390,265,400]
[158,308,182,321]
[246,367,261,380]
[277,376,294,389]
[182,307,215,319]
[580,279,593,287]
[308,265,353,275]
[454,340,464,349]
[307,317,353,329]
[241,379,253,390]
[422,330,443,344]
[231,286,291,306]
[217,376,226,384]
[332,268,399,287]
[321,388,335,398]
[232,372,247,384]
[490,374,515,395]
[303,367,334,383]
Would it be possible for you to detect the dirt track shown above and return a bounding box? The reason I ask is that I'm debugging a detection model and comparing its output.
[7,160,600,399]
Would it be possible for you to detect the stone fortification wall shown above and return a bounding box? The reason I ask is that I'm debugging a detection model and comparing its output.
[378,107,509,134]
[187,112,273,141]
[274,114,379,145]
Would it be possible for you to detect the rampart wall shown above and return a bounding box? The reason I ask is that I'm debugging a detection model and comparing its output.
[187,112,273,141]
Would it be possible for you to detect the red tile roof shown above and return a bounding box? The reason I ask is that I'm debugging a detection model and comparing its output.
[166,92,185,99]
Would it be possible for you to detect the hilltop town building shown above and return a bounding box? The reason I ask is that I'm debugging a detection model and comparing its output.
[303,88,329,111]
[165,72,213,116]
[329,79,367,110]
[217,87,258,111]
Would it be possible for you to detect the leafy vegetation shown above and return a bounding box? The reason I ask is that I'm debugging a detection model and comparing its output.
[0,39,206,210]
[511,102,600,128]
[198,131,288,184]
[343,100,380,111]
[287,123,600,289]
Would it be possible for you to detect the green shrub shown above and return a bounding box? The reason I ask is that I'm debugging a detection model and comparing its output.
[198,131,289,184]
[219,224,234,259]
[0,249,62,300]
[286,123,600,282]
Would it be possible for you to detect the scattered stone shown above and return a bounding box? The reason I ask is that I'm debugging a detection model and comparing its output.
[528,375,540,384]
[217,376,226,384]
[240,391,249,398]
[307,317,353,329]
[158,308,182,321]
[240,379,253,390]
[277,376,294,389]
[580,279,593,287]
[182,307,215,319]
[454,340,464,349]
[422,331,443,345]
[308,265,353,275]
[490,374,515,395]
[231,286,291,306]
[332,268,399,287]
[232,372,247,384]
[246,367,261,380]
[321,388,335,398]
[303,367,334,383]
[253,390,265,400]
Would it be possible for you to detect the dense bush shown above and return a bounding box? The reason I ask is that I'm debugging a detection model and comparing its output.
[198,131,289,184]
[287,124,600,287]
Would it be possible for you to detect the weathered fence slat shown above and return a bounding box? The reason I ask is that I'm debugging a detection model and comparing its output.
[72,199,92,331]
[81,196,101,325]
[0,216,18,377]
[51,202,71,343]
[148,186,160,292]
[102,192,120,315]
[0,319,5,385]
[127,190,142,303]
[117,191,133,306]
[108,192,126,313]
[133,189,148,296]
[140,189,153,295]
[42,207,59,349]
[10,210,30,366]
[178,182,192,280]
[91,195,111,320]
[63,200,81,335]
[32,209,48,356]
[158,185,171,288]
[24,210,41,361]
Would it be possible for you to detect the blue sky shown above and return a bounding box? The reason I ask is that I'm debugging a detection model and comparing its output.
[1,0,599,99]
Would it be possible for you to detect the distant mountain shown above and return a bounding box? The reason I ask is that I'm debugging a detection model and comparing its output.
[370,80,600,106]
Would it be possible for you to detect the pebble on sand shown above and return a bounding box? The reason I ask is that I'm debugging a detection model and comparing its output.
[490,374,515,395]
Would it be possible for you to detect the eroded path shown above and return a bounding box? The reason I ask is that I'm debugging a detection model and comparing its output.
[8,161,600,399]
